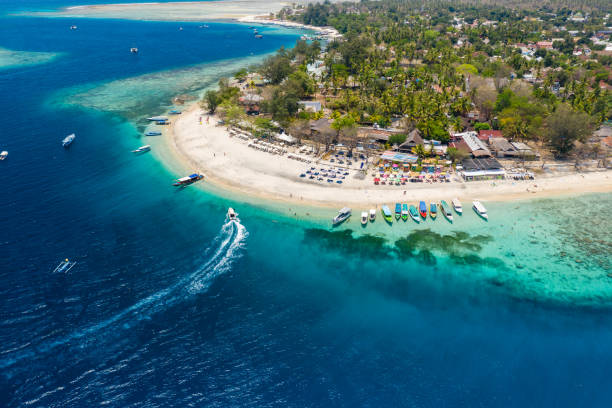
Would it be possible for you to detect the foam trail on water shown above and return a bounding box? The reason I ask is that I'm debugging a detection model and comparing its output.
[0,219,248,369]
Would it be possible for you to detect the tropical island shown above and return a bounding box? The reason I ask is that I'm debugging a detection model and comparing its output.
[153,0,612,207]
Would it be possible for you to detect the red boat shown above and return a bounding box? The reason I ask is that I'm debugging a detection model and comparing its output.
[419,201,427,218]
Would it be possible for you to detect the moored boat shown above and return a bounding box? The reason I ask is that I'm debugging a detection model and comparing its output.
[409,205,420,223]
[440,200,453,222]
[473,201,488,220]
[130,47,138,53]
[401,203,408,221]
[169,110,181,115]
[332,207,351,225]
[131,145,151,153]
[430,202,437,219]
[145,131,162,136]
[419,201,427,218]
[452,198,463,214]
[62,133,75,148]
[395,203,402,220]
[227,207,238,221]
[369,208,376,222]
[173,173,203,186]
[0,151,7,160]
[360,211,368,225]
[381,205,393,223]
[147,116,167,122]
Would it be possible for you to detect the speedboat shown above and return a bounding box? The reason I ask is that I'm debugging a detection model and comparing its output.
[360,211,368,225]
[130,47,138,53]
[147,116,168,122]
[381,205,393,223]
[332,207,351,225]
[62,133,75,148]
[173,173,204,186]
[227,207,238,221]
[395,203,401,220]
[430,202,437,219]
[409,205,420,223]
[53,258,77,273]
[70,25,77,30]
[440,200,453,222]
[419,201,427,218]
[452,198,463,215]
[401,203,408,221]
[473,201,488,220]
[145,131,162,136]
[131,145,151,153]
[369,208,376,222]
[0,151,7,160]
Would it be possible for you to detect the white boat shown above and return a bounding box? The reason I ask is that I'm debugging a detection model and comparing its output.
[332,207,351,225]
[0,151,7,160]
[472,201,488,220]
[147,116,167,122]
[131,145,151,153]
[62,133,75,148]
[452,198,463,215]
[70,25,77,30]
[227,207,238,221]
[130,47,138,53]
[53,258,77,273]
[369,208,376,222]
[360,211,368,225]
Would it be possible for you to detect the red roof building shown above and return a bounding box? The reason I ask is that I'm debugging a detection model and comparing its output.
[478,129,503,142]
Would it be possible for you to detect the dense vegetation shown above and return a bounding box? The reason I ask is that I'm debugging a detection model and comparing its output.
[206,0,612,159]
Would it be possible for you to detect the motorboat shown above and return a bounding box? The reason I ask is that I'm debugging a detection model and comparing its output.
[173,173,204,186]
[0,151,7,160]
[369,208,376,222]
[70,25,77,30]
[227,207,238,221]
[381,205,393,223]
[53,258,77,273]
[332,207,351,225]
[130,47,138,53]
[419,201,427,218]
[169,110,181,115]
[401,203,408,221]
[255,34,263,39]
[147,116,168,122]
[473,201,488,220]
[452,198,463,215]
[409,205,420,223]
[131,145,151,153]
[395,203,401,220]
[145,131,162,136]
[62,133,75,148]
[440,200,453,222]
[430,202,437,219]
[360,211,368,225]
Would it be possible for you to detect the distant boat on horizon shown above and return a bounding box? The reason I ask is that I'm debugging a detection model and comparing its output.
[130,47,138,53]
[62,133,75,148]
[53,258,77,273]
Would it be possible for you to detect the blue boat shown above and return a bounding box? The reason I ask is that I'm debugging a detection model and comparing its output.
[156,120,168,125]
[145,131,162,136]
[62,133,75,148]
[394,203,401,220]
[173,173,203,186]
[169,110,181,115]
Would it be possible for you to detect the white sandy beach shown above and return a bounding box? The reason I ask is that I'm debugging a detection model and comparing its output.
[25,1,324,22]
[162,104,612,208]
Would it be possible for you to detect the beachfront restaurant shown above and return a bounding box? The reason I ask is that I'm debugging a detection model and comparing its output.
[460,158,506,181]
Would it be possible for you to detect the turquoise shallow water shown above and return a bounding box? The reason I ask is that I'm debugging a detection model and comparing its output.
[1,2,612,406]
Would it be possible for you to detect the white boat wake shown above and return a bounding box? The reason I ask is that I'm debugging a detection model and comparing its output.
[0,219,248,369]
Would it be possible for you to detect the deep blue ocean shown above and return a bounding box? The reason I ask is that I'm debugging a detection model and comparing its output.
[1,1,612,407]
